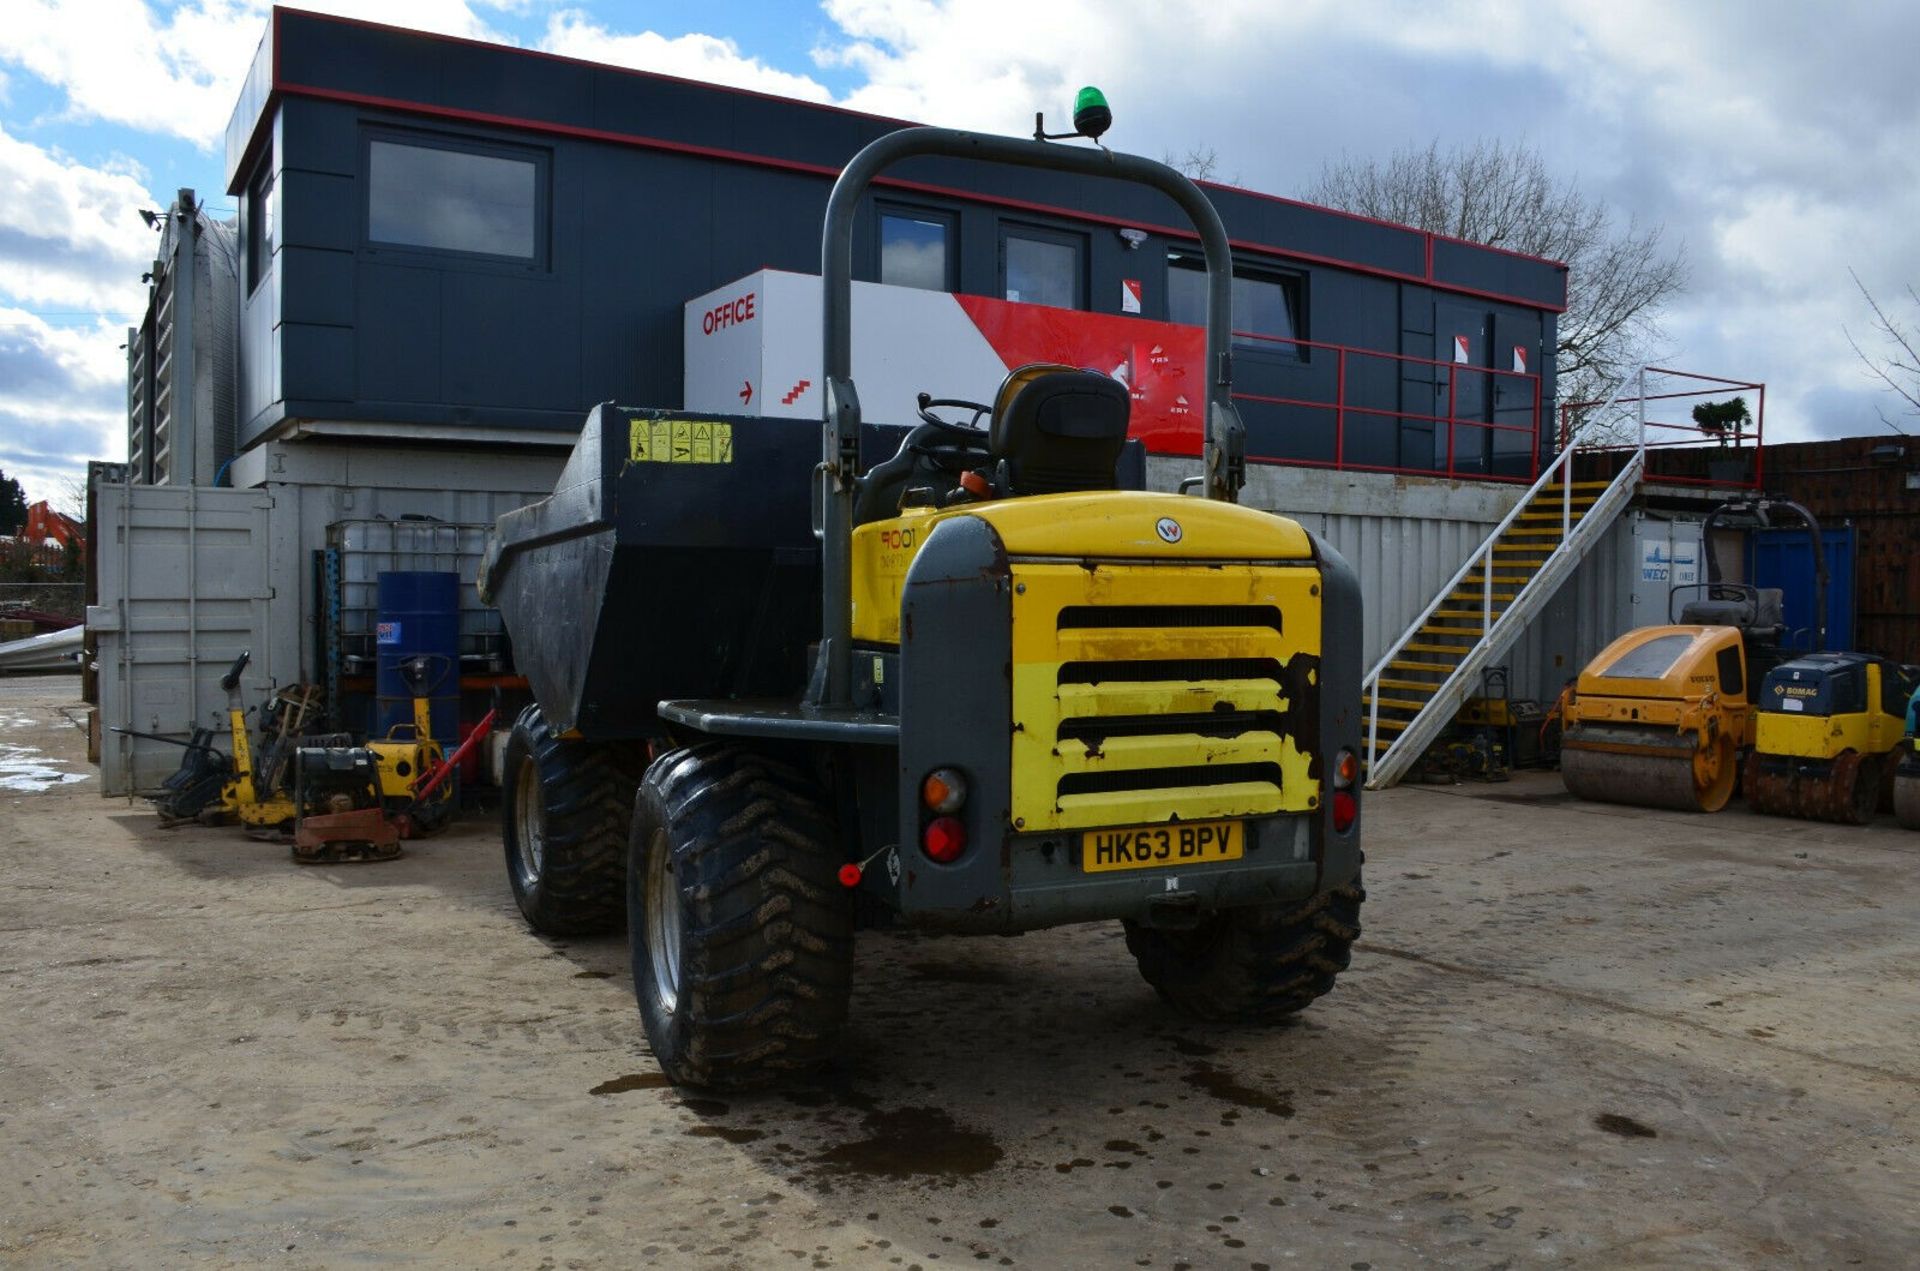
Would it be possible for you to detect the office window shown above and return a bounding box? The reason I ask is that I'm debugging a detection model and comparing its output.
[367,136,541,261]
[880,208,954,291]
[247,163,275,292]
[1002,227,1083,310]
[1168,253,1304,357]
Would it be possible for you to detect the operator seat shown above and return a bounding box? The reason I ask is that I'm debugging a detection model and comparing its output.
[988,363,1131,496]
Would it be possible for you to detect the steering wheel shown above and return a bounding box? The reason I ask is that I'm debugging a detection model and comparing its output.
[915,392,992,435]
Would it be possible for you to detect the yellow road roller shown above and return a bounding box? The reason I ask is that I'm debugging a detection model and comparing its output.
[1744,653,1919,824]
[1560,624,1753,812]
[1561,497,1824,814]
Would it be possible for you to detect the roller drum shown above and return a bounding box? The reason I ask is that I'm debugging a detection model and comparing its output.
[1744,750,1877,825]
[1560,724,1735,813]
[1894,761,1920,831]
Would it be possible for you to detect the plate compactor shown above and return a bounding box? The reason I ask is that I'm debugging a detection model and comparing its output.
[1896,685,1920,831]
[121,650,323,829]
[1559,498,1820,813]
[481,101,1366,1090]
[1745,653,1919,825]
[133,650,461,860]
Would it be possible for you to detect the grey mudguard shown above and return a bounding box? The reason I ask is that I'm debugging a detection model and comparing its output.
[894,514,1016,925]
[1307,528,1364,892]
[887,513,1361,935]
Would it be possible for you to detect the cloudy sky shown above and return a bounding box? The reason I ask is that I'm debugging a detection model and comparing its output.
[2,0,1915,505]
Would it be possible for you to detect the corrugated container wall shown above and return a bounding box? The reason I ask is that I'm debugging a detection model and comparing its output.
[1498,511,1707,707]
[125,190,238,487]
[90,447,564,794]
[1149,458,1524,670]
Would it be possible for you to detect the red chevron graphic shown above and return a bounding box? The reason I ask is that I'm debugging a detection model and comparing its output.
[781,378,812,405]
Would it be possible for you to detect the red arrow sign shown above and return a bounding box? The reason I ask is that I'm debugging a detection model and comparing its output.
[739,380,753,405]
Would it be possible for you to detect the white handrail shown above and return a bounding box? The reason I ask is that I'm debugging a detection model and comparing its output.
[1368,447,1645,786]
[1363,367,1650,753]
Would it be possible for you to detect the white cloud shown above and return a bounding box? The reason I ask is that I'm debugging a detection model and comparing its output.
[540,10,833,102]
[0,0,262,148]
[0,124,158,314]
[0,1,510,148]
[0,307,125,504]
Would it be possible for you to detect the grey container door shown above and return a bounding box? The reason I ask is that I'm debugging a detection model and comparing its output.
[89,484,277,796]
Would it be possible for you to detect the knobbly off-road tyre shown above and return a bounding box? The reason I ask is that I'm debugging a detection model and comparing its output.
[1123,861,1365,1023]
[501,704,647,936]
[628,744,854,1090]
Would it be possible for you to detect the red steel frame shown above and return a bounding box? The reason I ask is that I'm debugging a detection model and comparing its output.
[1230,331,1544,483]
[1558,367,1766,490]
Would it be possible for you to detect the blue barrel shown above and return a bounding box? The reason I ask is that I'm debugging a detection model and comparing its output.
[374,571,460,748]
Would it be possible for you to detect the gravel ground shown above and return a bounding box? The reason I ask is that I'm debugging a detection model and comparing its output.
[3,673,1917,1268]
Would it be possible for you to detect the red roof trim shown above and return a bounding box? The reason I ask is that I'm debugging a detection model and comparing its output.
[264,6,1567,277]
[273,80,1567,314]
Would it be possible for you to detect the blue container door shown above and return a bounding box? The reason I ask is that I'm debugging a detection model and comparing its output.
[1751,525,1855,653]
[375,570,462,747]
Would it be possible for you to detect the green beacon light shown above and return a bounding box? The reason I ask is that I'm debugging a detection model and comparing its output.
[1072,86,1112,140]
[1033,86,1113,143]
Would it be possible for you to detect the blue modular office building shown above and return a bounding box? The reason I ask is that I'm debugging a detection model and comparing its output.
[222,7,1565,478]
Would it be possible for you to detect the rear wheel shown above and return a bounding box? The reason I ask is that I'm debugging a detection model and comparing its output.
[628,744,854,1089]
[1124,865,1364,1023]
[500,705,647,935]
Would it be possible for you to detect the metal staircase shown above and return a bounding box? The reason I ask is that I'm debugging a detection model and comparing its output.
[1362,371,1653,788]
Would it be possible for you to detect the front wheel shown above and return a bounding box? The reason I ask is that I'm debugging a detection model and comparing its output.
[1124,865,1364,1023]
[500,705,647,935]
[629,744,854,1089]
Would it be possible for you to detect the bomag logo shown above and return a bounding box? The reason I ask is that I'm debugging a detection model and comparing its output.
[879,527,916,551]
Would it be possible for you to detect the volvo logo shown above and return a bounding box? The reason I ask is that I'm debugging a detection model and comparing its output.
[1155,516,1183,544]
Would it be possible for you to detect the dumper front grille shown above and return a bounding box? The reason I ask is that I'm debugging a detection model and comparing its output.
[1009,565,1322,833]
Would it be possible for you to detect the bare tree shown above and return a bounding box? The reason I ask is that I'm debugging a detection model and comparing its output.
[1302,140,1687,414]
[1163,146,1241,187]
[55,474,89,523]
[1845,269,1917,435]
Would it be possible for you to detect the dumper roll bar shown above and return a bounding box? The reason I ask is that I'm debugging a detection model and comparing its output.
[1701,497,1827,652]
[813,126,1245,708]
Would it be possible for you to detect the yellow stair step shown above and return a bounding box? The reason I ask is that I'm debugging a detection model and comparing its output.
[1364,696,1431,712]
[1389,660,1456,674]
[1376,677,1442,691]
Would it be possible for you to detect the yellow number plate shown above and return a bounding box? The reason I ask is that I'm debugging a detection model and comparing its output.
[1081,821,1243,873]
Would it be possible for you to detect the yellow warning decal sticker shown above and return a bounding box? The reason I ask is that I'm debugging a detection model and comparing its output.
[630,418,733,464]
